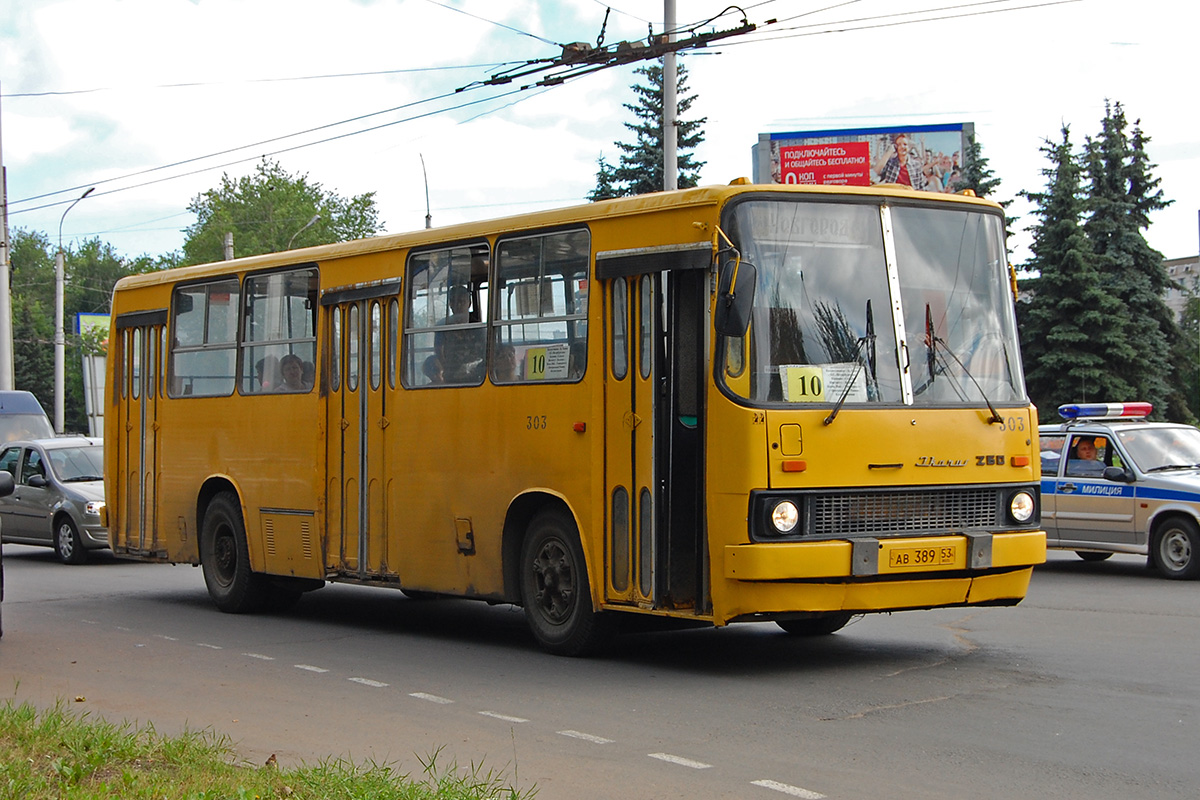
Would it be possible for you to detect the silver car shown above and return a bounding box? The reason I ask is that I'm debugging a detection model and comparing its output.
[1040,402,1200,579]
[0,437,107,564]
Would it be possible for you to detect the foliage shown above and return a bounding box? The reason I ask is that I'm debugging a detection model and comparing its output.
[1019,103,1189,422]
[956,134,1016,238]
[0,700,535,800]
[182,158,383,265]
[588,60,706,200]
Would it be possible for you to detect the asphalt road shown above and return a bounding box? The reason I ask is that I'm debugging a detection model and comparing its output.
[2,544,1197,799]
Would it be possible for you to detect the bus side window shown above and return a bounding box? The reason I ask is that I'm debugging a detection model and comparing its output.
[493,229,590,384]
[404,244,489,388]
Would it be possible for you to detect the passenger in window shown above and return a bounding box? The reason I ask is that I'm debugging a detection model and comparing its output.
[494,344,518,383]
[255,355,280,391]
[435,285,485,382]
[302,361,315,389]
[279,354,308,392]
[1067,436,1106,477]
[569,341,586,380]
[423,355,444,385]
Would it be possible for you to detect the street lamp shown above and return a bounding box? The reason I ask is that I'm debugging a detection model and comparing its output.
[55,186,94,434]
[286,214,320,250]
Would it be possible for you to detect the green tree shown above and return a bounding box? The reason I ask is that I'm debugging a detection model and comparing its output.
[588,60,706,200]
[1082,101,1184,419]
[182,158,383,265]
[955,134,1016,238]
[1018,126,1136,420]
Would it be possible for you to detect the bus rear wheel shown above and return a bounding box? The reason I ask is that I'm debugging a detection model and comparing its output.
[201,492,268,613]
[776,612,854,636]
[520,509,613,657]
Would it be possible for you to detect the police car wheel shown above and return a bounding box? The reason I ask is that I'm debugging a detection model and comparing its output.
[1152,517,1200,580]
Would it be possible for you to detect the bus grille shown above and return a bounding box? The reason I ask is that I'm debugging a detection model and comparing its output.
[811,488,1000,537]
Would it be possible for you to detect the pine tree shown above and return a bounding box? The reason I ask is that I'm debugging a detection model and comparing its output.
[956,134,1016,238]
[1018,126,1136,419]
[1082,101,1182,419]
[589,60,706,199]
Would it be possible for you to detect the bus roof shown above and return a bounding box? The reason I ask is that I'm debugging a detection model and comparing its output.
[113,181,1003,292]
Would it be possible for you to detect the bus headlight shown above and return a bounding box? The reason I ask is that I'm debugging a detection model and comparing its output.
[1008,491,1035,524]
[770,500,800,534]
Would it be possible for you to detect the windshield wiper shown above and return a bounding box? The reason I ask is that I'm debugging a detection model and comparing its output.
[1146,464,1200,473]
[824,300,877,426]
[64,475,103,482]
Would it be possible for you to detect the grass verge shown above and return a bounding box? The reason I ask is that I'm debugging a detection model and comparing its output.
[0,699,535,799]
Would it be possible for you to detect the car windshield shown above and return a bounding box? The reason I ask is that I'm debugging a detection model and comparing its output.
[720,197,1024,407]
[1116,427,1200,472]
[47,446,104,482]
[0,414,55,443]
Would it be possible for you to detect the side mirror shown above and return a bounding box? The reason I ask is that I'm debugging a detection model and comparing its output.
[1103,466,1134,483]
[0,472,13,497]
[26,474,48,489]
[714,259,756,337]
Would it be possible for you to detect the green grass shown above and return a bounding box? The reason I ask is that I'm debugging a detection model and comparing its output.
[0,700,535,800]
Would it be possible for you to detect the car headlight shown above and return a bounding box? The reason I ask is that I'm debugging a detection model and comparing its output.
[1009,491,1035,523]
[85,501,105,516]
[770,500,800,534]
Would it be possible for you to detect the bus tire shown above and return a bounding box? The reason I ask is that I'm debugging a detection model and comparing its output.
[54,517,88,565]
[519,509,613,657]
[776,612,854,636]
[1152,517,1200,580]
[201,492,267,613]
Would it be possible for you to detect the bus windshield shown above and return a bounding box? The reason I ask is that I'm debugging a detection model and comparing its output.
[722,198,1024,407]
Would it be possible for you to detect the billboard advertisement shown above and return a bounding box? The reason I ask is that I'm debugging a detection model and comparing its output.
[752,123,975,194]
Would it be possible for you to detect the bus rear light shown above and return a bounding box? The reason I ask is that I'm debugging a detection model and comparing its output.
[781,460,807,472]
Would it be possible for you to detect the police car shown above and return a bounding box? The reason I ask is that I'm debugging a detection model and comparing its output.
[1039,402,1200,579]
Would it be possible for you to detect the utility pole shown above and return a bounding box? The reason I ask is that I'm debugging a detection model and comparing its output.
[0,83,14,390]
[662,0,678,191]
[56,187,93,434]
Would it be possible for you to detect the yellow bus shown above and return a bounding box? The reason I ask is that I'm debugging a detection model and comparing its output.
[105,181,1045,655]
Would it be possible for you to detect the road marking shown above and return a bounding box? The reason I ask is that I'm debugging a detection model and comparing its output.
[409,692,454,704]
[348,677,388,688]
[243,653,275,661]
[751,779,826,798]
[197,643,223,650]
[479,711,529,723]
[294,664,329,673]
[558,730,614,744]
[156,635,178,641]
[648,753,712,769]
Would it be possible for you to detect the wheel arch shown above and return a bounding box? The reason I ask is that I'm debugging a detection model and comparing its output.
[196,476,244,561]
[501,491,588,605]
[1148,506,1200,543]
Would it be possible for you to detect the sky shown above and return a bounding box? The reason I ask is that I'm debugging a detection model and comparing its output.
[2,0,1198,269]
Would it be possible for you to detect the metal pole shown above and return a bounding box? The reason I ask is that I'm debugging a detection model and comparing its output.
[56,187,94,434]
[0,83,14,390]
[663,0,678,191]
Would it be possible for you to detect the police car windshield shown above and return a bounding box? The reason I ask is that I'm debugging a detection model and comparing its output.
[719,198,1023,407]
[1116,427,1200,473]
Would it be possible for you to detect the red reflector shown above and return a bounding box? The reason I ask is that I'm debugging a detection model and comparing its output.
[1011,455,1030,467]
[573,422,586,433]
[781,460,807,472]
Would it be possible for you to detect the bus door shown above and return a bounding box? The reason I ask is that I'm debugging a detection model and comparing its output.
[115,311,166,555]
[602,265,707,613]
[323,285,398,579]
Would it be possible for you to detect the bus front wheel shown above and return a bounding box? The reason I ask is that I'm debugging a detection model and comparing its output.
[519,509,613,657]
[201,492,267,613]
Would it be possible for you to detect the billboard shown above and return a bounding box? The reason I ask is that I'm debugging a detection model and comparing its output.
[752,123,975,194]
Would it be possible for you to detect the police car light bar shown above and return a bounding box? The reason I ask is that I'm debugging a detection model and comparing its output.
[1058,402,1153,420]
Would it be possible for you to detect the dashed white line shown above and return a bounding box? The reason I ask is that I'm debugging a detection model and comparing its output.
[479,711,529,723]
[197,643,223,650]
[751,779,825,798]
[409,692,454,704]
[156,635,178,641]
[648,753,712,769]
[348,677,388,688]
[243,653,275,661]
[294,664,329,673]
[558,730,614,744]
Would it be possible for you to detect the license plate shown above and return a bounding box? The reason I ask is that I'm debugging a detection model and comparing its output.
[887,545,958,570]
